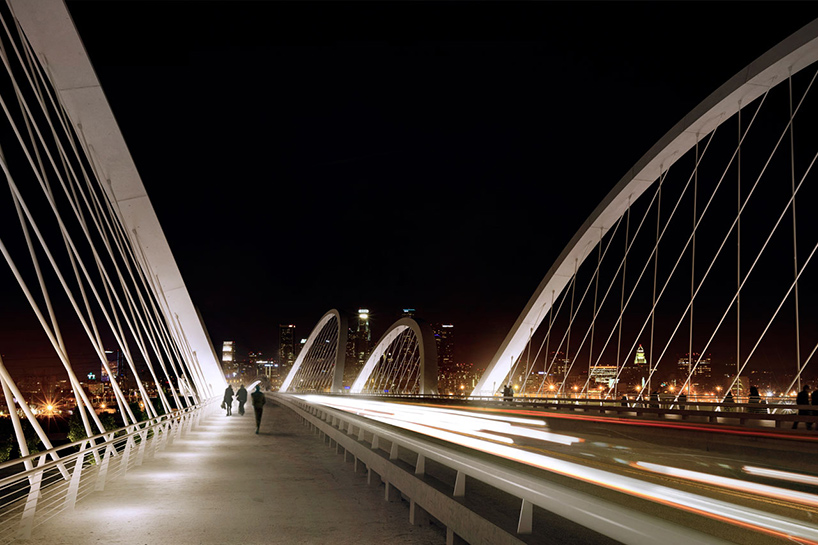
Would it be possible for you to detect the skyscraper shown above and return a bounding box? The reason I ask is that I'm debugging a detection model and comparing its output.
[353,309,371,367]
[433,323,455,369]
[278,325,296,372]
[221,341,236,378]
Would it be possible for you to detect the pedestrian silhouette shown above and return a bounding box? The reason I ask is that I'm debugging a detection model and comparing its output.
[236,384,248,416]
[223,385,234,416]
[793,384,812,430]
[251,385,266,434]
[748,386,765,414]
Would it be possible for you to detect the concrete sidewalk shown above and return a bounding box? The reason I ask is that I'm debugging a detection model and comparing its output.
[23,396,444,545]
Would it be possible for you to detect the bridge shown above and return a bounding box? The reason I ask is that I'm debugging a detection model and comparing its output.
[0,2,818,544]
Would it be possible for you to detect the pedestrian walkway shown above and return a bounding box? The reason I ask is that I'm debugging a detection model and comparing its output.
[21,395,445,545]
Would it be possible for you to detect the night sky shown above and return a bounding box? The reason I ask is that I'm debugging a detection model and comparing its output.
[53,2,818,369]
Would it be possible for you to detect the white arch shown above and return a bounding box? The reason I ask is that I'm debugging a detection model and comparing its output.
[473,18,818,396]
[280,309,347,392]
[350,317,438,395]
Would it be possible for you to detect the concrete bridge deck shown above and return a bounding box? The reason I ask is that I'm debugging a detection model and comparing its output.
[20,396,444,545]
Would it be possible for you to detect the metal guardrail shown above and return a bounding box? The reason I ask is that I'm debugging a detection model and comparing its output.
[276,394,732,545]
[318,393,818,428]
[0,399,215,544]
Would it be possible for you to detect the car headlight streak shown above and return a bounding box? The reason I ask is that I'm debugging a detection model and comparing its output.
[298,396,818,543]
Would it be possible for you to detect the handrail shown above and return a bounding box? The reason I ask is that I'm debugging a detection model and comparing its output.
[0,398,215,543]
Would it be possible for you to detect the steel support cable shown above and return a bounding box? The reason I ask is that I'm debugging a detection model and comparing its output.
[0,39,115,433]
[316,325,340,391]
[534,290,556,395]
[0,191,109,437]
[7,174,113,432]
[116,276,182,411]
[674,113,818,400]
[0,363,33,472]
[573,186,658,396]
[408,343,422,393]
[375,331,406,393]
[647,72,817,400]
[400,337,421,393]
[301,324,335,391]
[539,285,573,388]
[558,260,579,396]
[2,139,104,437]
[688,138,698,394]
[78,178,189,408]
[132,233,205,400]
[726,222,818,400]
[383,332,409,393]
[588,228,603,397]
[378,329,410,393]
[563,219,636,396]
[0,39,167,418]
[737,104,742,388]
[615,201,631,399]
[609,131,735,398]
[788,72,802,393]
[549,218,622,394]
[1,27,175,418]
[378,331,406,393]
[619,98,771,397]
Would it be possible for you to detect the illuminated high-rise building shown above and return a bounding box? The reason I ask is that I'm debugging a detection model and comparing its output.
[433,323,455,369]
[356,309,372,365]
[221,341,237,378]
[278,325,296,371]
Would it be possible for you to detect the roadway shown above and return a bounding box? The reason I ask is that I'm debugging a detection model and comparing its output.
[295,395,818,544]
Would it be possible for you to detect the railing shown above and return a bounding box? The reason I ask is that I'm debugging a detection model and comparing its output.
[0,399,215,544]
[276,393,733,545]
[320,392,818,429]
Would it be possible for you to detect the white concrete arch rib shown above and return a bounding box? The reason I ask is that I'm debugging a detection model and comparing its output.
[350,317,438,395]
[473,19,818,396]
[281,309,348,393]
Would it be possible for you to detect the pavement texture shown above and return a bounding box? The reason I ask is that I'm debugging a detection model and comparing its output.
[23,396,445,545]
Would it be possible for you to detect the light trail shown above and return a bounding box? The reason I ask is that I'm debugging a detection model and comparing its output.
[743,466,818,487]
[635,462,818,509]
[299,395,818,544]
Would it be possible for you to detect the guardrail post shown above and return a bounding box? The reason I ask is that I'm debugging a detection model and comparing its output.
[372,435,379,450]
[95,443,114,491]
[453,470,465,497]
[358,427,366,442]
[17,454,47,540]
[415,454,426,476]
[135,429,148,466]
[64,441,88,511]
[119,435,135,477]
[517,499,533,534]
[389,442,399,460]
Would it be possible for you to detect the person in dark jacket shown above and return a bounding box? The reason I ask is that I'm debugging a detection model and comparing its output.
[793,385,812,430]
[223,385,234,416]
[236,384,248,416]
[251,385,266,434]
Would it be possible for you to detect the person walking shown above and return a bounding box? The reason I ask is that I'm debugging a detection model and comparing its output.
[251,385,266,434]
[223,384,234,416]
[793,385,812,430]
[236,384,248,416]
